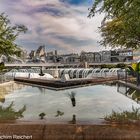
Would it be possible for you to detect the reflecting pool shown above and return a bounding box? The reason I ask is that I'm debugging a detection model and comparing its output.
[0,82,140,124]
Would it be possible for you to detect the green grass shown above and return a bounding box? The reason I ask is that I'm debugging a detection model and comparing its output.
[0,102,26,120]
[105,106,140,123]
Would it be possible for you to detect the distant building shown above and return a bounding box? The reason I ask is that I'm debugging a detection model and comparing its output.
[65,54,80,63]
[29,50,36,59]
[36,45,46,61]
[46,51,55,63]
[58,53,80,63]
[27,47,133,64]
[80,51,101,63]
[46,52,80,63]
[111,49,133,62]
[101,51,111,62]
[28,46,46,63]
[36,46,46,57]
[80,49,133,63]
[54,50,58,56]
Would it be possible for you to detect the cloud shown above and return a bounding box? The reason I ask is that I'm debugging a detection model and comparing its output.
[0,0,104,54]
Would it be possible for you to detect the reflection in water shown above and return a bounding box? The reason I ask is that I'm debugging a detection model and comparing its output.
[39,112,46,119]
[0,82,26,103]
[68,91,76,107]
[117,83,140,103]
[0,97,5,103]
[38,87,45,94]
[69,114,76,124]
[55,110,64,117]
[0,101,26,120]
[2,83,140,124]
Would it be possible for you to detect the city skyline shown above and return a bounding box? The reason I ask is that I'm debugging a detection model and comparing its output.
[0,0,108,54]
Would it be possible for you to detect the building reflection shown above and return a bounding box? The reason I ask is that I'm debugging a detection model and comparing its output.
[69,114,76,124]
[68,91,76,107]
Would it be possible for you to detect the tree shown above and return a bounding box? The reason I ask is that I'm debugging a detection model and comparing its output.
[89,0,140,49]
[0,13,27,58]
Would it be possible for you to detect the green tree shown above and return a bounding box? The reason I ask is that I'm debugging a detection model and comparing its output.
[0,13,27,58]
[89,0,140,49]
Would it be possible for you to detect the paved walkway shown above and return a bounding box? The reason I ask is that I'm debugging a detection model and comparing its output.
[0,123,140,140]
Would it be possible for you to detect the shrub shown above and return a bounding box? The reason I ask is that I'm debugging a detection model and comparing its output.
[0,102,26,120]
[116,63,127,68]
[104,106,140,123]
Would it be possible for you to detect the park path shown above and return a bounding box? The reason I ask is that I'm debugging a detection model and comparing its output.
[0,123,140,140]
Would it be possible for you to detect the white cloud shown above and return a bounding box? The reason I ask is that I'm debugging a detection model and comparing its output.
[0,0,105,53]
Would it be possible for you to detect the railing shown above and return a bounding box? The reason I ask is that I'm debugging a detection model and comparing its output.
[117,83,140,104]
[117,69,140,85]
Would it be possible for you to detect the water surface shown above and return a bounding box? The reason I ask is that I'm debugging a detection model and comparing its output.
[0,82,140,124]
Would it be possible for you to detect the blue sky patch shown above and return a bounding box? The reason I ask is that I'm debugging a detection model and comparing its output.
[60,0,93,6]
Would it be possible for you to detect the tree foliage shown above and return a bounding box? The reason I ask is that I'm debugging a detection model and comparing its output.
[0,13,27,57]
[0,62,5,72]
[89,0,140,49]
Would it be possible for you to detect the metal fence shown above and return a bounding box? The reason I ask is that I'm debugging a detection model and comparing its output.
[117,83,140,104]
[117,69,140,85]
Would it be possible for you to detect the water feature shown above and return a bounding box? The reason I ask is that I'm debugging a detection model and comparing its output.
[86,68,101,78]
[69,69,75,79]
[82,69,91,78]
[1,82,140,124]
[6,68,125,80]
[98,68,109,77]
[76,69,83,78]
[5,68,54,79]
[108,68,121,77]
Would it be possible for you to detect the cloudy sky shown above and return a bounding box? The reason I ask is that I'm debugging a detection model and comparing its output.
[0,0,106,54]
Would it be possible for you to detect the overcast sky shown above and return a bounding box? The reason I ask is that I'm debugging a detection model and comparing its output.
[0,0,107,54]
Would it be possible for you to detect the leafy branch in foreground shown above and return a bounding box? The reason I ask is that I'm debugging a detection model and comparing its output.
[89,0,140,49]
[0,13,27,58]
[0,101,26,120]
[105,106,140,123]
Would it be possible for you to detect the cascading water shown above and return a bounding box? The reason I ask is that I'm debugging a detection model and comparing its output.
[76,69,83,78]
[5,68,54,79]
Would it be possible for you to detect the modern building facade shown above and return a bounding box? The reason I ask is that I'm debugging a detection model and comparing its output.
[27,46,133,64]
[80,51,102,63]
[110,49,133,62]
